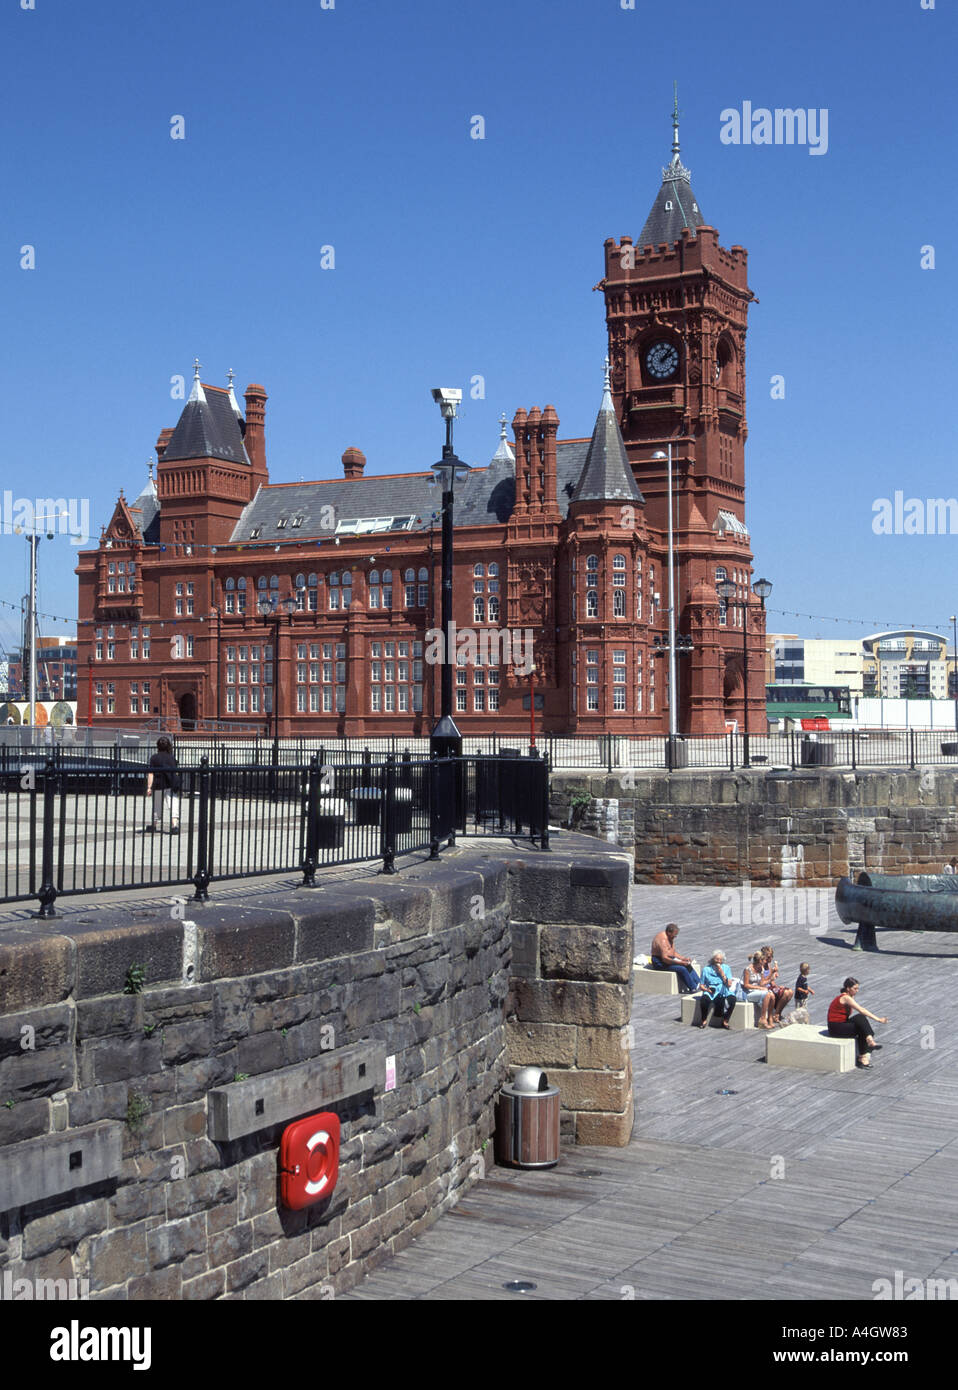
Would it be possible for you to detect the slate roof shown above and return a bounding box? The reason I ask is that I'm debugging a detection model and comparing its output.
[224,434,622,545]
[638,156,705,249]
[128,477,160,542]
[571,384,644,505]
[162,384,251,466]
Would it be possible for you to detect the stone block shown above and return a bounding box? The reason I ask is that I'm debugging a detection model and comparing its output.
[508,857,631,926]
[87,1222,149,1290]
[367,880,434,942]
[551,1067,629,1112]
[576,1025,629,1070]
[66,915,183,999]
[511,978,630,1028]
[81,1036,163,1087]
[75,995,143,1040]
[0,929,74,1013]
[182,1267,225,1300]
[163,1103,208,1147]
[148,1214,208,1270]
[505,1020,577,1068]
[161,1019,215,1066]
[679,995,758,1032]
[765,1024,855,1073]
[195,907,297,981]
[294,890,376,962]
[210,1222,253,1268]
[632,965,679,996]
[225,1249,269,1293]
[0,1122,123,1212]
[167,1169,236,1221]
[128,1264,183,1300]
[575,1099,635,1147]
[23,1197,110,1260]
[0,1096,51,1146]
[540,924,632,983]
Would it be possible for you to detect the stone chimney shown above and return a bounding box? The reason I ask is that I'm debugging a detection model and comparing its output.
[155,428,174,459]
[342,447,366,480]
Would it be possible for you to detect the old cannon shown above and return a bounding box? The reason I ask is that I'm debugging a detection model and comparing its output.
[835,871,958,950]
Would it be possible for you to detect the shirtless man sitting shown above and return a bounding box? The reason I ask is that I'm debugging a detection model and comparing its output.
[650,924,701,994]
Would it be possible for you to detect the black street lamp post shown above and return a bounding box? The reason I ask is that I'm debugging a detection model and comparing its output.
[429,388,470,759]
[717,575,772,768]
[951,615,957,731]
[257,593,296,770]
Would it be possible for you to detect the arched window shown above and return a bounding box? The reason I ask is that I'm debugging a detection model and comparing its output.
[488,562,498,578]
[237,576,247,613]
[613,590,625,617]
[295,573,306,610]
[404,569,415,608]
[269,574,279,591]
[257,576,267,591]
[715,566,727,585]
[225,577,235,590]
[488,595,500,622]
[474,563,484,578]
[613,554,626,570]
[382,569,392,582]
[586,555,599,571]
[474,596,485,623]
[308,572,318,611]
[586,591,598,618]
[224,576,236,614]
[342,572,352,608]
[369,570,380,585]
[417,567,428,606]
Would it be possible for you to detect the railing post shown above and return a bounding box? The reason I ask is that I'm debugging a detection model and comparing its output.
[851,727,857,771]
[192,756,211,902]
[302,755,320,886]
[790,730,797,772]
[729,731,735,773]
[428,750,441,859]
[382,754,397,873]
[35,758,58,919]
[909,728,916,771]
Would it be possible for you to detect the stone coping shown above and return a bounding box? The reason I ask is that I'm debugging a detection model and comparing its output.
[0,833,632,1016]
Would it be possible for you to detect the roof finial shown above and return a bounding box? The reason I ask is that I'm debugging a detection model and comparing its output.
[671,80,681,160]
[147,457,154,482]
[491,412,515,465]
[499,412,508,440]
[661,81,691,184]
[226,367,243,418]
[188,358,207,404]
[600,355,614,412]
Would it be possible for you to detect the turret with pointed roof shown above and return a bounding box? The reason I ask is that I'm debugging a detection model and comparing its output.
[637,84,705,250]
[571,362,643,505]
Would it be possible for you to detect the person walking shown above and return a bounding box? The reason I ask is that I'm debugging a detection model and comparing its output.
[146,736,181,834]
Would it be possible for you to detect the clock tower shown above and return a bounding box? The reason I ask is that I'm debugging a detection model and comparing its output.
[597,93,764,735]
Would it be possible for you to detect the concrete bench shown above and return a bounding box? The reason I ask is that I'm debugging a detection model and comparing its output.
[633,964,679,996]
[680,994,758,1032]
[765,1023,855,1073]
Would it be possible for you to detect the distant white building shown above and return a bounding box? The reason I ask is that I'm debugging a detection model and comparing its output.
[862,630,948,701]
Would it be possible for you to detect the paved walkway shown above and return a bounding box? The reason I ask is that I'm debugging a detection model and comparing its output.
[346,885,958,1300]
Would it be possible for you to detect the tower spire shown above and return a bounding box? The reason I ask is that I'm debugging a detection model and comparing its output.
[662,80,691,184]
[188,357,207,404]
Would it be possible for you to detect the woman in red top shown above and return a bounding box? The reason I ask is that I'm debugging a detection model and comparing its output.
[826,977,888,1068]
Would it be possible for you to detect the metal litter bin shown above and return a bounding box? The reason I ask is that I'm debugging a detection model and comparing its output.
[495,1066,560,1169]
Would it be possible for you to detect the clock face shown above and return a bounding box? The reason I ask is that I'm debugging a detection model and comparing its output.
[645,341,679,380]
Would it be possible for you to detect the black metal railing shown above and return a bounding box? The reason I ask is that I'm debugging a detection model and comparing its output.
[1,753,550,914]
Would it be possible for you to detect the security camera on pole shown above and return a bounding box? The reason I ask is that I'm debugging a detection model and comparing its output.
[429,388,470,759]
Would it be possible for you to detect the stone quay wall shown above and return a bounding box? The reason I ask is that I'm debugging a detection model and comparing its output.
[551,768,958,886]
[0,838,632,1301]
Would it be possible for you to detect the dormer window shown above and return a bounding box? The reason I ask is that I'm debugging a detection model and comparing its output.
[291,515,304,528]
[250,527,261,539]
[664,200,673,211]
[276,517,288,529]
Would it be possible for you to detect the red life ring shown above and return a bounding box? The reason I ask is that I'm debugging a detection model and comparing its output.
[280,1112,341,1210]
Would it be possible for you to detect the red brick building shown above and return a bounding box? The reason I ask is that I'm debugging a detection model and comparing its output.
[76,114,766,739]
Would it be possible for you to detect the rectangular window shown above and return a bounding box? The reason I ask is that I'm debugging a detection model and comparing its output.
[587,691,599,711]
[95,643,103,660]
[474,690,485,711]
[129,697,138,714]
[371,661,382,682]
[239,690,249,712]
[398,687,408,712]
[309,644,319,660]
[457,669,467,686]
[336,686,346,713]
[371,686,382,712]
[238,666,248,684]
[418,584,428,607]
[398,642,409,658]
[371,643,382,658]
[226,665,235,684]
[250,689,260,712]
[309,663,319,683]
[323,662,332,683]
[336,644,346,660]
[405,584,415,608]
[226,690,236,713]
[297,689,307,712]
[297,644,307,660]
[297,663,307,683]
[335,662,345,683]
[384,687,395,712]
[456,690,467,713]
[412,685,423,712]
[309,688,319,712]
[323,689,333,712]
[129,641,138,659]
[613,689,626,710]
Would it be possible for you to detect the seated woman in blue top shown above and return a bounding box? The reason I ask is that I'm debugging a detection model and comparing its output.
[699,951,738,1029]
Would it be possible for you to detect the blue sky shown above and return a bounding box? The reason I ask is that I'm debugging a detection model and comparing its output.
[1,0,954,658]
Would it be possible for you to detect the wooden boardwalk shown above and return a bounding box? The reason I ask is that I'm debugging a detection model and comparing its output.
[346,885,958,1300]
